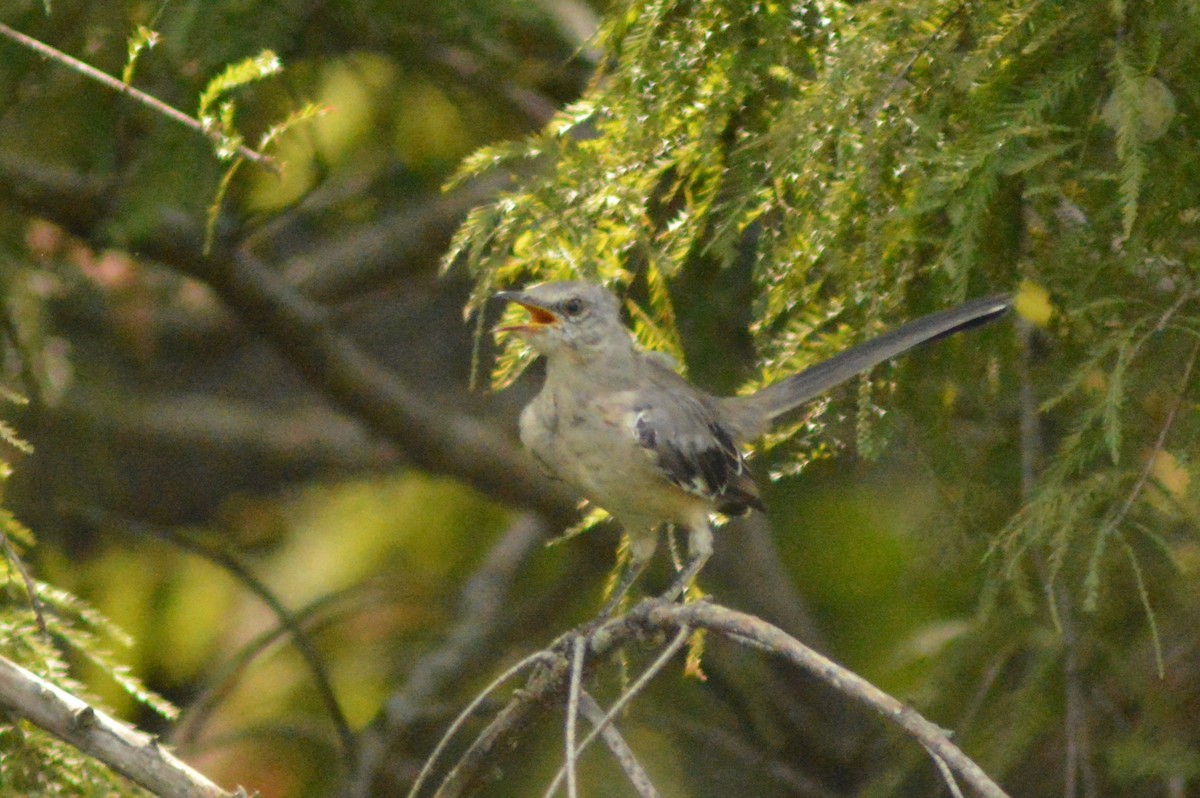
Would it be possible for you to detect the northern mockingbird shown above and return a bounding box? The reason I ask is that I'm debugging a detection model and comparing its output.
[496,281,1010,604]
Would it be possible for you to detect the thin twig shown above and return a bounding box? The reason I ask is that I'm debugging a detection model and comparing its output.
[926,745,967,798]
[1097,336,1200,540]
[406,650,556,798]
[578,691,659,798]
[173,585,369,751]
[667,712,834,798]
[866,0,972,124]
[542,627,690,798]
[349,514,546,797]
[564,635,586,798]
[0,22,274,169]
[0,531,48,637]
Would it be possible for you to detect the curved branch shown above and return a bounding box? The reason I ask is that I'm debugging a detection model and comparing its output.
[639,602,1011,798]
[348,513,548,797]
[426,599,1011,798]
[181,240,576,517]
[0,654,243,798]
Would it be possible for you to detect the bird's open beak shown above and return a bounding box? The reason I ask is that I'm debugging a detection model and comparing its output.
[494,291,560,334]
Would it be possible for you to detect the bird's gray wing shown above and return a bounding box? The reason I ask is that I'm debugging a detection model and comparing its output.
[631,364,763,515]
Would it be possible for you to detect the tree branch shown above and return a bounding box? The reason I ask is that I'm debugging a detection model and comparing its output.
[423,599,1011,798]
[0,654,243,798]
[0,153,580,522]
[175,241,576,516]
[640,602,1011,798]
[578,692,659,798]
[95,511,358,766]
[0,22,274,169]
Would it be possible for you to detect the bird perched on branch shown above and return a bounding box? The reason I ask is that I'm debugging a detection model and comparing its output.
[496,281,1009,606]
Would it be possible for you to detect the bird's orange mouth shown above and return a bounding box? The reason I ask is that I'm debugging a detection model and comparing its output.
[495,300,560,334]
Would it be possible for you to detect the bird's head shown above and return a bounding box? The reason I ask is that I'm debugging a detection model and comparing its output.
[495,281,631,362]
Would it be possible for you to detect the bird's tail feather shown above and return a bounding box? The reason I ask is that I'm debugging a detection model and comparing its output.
[722,294,1011,439]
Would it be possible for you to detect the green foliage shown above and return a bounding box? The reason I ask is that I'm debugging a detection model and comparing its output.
[452,0,1200,570]
[121,25,160,86]
[197,50,284,142]
[446,0,1200,792]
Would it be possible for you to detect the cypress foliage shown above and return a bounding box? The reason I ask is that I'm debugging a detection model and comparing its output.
[452,1,1200,793]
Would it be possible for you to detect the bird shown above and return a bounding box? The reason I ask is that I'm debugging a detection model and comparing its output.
[495,281,1010,606]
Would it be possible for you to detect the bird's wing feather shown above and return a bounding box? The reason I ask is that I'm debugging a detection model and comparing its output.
[631,362,763,515]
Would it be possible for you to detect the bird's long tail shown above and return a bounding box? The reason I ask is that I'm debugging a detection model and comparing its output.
[721,294,1012,439]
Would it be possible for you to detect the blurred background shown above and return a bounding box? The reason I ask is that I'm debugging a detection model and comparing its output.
[1,1,1199,797]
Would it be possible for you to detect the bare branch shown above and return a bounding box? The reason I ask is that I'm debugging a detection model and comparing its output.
[927,745,967,798]
[0,654,243,798]
[666,713,836,798]
[407,649,557,798]
[57,388,393,475]
[578,692,659,798]
[181,245,577,515]
[423,599,1010,798]
[541,627,690,798]
[0,531,48,637]
[639,602,1011,798]
[74,509,357,766]
[564,635,586,798]
[173,586,369,752]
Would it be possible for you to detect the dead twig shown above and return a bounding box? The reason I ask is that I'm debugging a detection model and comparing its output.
[578,691,659,798]
[425,599,1010,798]
[542,627,689,798]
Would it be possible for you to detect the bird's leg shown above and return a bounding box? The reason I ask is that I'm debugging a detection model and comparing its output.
[598,556,650,617]
[598,529,657,617]
[661,522,713,602]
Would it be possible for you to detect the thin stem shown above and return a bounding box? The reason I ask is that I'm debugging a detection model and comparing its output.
[564,635,586,798]
[0,22,274,169]
[406,650,554,798]
[542,626,690,798]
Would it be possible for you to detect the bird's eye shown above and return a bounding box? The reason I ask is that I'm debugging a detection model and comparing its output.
[562,298,585,317]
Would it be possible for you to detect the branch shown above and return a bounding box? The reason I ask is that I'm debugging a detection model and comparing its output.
[278,174,514,303]
[57,387,394,475]
[0,153,579,522]
[107,513,358,765]
[541,627,690,798]
[173,585,369,752]
[578,692,659,798]
[639,602,1011,798]
[0,22,274,169]
[176,242,575,516]
[424,600,1011,798]
[0,654,243,798]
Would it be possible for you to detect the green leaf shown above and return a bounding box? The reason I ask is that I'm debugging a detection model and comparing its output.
[197,50,283,121]
[121,25,160,86]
